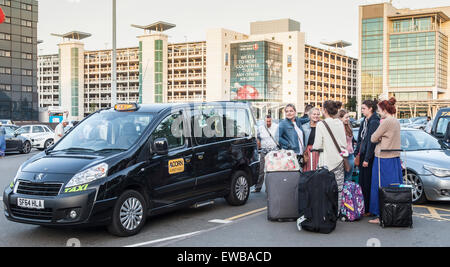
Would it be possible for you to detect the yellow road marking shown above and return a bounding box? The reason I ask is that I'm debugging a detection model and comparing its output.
[225,207,267,221]
[413,205,450,221]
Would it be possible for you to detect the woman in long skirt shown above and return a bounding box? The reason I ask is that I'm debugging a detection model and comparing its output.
[369,98,403,224]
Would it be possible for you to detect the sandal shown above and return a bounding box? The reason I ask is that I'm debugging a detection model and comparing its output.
[368,218,380,224]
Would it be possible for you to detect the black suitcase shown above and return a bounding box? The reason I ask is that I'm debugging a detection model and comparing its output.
[378,149,413,228]
[298,150,339,234]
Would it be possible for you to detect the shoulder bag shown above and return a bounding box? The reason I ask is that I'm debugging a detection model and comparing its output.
[322,121,351,173]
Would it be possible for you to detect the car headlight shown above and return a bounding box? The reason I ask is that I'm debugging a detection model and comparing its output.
[424,165,450,178]
[66,163,108,188]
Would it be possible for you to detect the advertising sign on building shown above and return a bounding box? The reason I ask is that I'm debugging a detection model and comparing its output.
[230,41,282,102]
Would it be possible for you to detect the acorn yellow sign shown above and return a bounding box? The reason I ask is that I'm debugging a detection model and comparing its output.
[169,158,185,174]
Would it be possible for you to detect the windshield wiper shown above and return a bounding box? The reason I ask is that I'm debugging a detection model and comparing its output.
[49,147,96,154]
[95,148,128,153]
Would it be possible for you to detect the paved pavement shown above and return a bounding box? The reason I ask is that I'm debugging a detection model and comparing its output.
[1,152,450,247]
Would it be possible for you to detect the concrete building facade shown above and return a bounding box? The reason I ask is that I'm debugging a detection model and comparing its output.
[359,2,450,118]
[0,0,38,121]
[38,19,358,120]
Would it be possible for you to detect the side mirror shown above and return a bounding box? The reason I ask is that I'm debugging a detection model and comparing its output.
[154,138,168,155]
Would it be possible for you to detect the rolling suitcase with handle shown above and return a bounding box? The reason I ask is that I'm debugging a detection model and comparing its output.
[262,123,302,222]
[378,149,413,228]
[297,149,339,234]
[266,170,301,221]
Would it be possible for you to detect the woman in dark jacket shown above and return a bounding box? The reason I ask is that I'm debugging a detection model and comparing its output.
[277,104,306,156]
[355,100,380,216]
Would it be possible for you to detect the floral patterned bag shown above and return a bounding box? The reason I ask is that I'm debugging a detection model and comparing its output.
[265,150,300,172]
[339,181,365,222]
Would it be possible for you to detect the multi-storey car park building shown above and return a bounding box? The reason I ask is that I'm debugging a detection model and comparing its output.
[0,0,38,121]
[38,19,358,121]
[359,2,450,118]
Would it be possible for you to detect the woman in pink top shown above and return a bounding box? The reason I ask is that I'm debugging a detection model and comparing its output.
[339,109,355,181]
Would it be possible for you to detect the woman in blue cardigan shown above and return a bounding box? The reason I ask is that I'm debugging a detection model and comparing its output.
[276,104,307,158]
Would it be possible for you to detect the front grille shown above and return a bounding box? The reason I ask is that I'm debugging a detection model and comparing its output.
[16,181,62,197]
[10,205,53,221]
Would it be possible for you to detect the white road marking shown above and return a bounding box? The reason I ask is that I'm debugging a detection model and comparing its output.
[124,231,202,247]
[208,219,232,224]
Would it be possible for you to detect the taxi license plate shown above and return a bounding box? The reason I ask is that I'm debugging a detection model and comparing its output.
[17,198,45,210]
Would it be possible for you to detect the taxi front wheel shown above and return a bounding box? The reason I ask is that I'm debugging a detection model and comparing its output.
[225,171,250,206]
[108,190,147,237]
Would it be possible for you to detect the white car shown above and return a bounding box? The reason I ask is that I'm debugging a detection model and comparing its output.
[16,125,55,150]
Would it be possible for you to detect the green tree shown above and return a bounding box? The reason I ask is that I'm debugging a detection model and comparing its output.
[345,97,357,112]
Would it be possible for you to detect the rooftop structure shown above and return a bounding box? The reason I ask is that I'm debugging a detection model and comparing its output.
[131,21,176,34]
[51,31,92,41]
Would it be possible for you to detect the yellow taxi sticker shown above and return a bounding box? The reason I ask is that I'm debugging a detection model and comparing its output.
[169,158,185,174]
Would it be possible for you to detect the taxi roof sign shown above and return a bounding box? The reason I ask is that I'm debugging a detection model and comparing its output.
[114,103,139,112]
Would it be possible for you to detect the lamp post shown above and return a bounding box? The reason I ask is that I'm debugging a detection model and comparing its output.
[111,0,117,106]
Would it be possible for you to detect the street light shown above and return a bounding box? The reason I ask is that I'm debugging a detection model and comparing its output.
[111,0,117,106]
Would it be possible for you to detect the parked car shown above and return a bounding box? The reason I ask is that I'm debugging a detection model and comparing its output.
[400,128,450,204]
[16,125,55,150]
[4,102,259,237]
[398,118,413,128]
[410,117,429,130]
[351,118,364,128]
[2,125,32,154]
[1,119,13,125]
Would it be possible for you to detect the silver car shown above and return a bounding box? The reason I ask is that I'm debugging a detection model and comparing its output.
[400,129,450,204]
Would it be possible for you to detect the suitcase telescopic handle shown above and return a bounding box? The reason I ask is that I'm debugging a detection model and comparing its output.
[378,149,408,188]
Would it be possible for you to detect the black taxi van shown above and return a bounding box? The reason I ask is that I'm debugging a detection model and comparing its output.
[3,102,260,236]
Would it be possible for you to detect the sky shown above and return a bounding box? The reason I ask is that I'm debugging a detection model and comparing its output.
[37,0,450,58]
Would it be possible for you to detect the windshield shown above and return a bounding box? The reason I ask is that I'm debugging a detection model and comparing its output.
[4,126,17,136]
[52,110,153,153]
[401,130,443,151]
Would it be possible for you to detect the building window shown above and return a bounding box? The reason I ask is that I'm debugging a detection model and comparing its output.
[0,67,11,74]
[22,86,32,92]
[22,69,32,76]
[0,84,11,91]
[21,3,32,11]
[154,40,164,103]
[0,33,11,40]
[0,50,11,57]
[22,37,32,43]
[21,20,32,28]
[22,53,32,60]
[0,0,11,7]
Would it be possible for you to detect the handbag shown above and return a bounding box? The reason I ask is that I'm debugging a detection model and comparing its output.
[322,121,351,173]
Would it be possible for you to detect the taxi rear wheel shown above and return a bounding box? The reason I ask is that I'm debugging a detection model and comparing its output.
[108,190,147,237]
[225,170,250,206]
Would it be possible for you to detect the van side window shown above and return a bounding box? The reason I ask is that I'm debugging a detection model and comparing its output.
[225,108,252,139]
[152,113,185,150]
[191,107,225,145]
